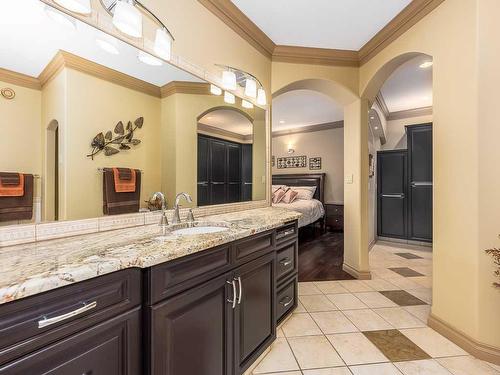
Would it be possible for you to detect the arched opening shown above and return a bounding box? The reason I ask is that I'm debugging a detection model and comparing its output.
[196,107,261,206]
[363,52,434,306]
[45,119,59,221]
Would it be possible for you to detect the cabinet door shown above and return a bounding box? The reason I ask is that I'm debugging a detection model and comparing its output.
[210,139,228,205]
[233,253,276,374]
[226,143,241,203]
[241,144,253,202]
[149,273,233,375]
[0,309,141,375]
[197,136,210,206]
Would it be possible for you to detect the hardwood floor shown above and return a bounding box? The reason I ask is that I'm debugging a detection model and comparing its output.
[298,227,354,282]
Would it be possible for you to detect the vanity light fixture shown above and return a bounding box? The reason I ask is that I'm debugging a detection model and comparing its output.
[222,70,237,90]
[256,88,267,106]
[210,84,222,96]
[54,0,91,14]
[242,100,254,109]
[100,0,175,60]
[96,38,119,55]
[224,91,235,104]
[45,6,77,30]
[419,61,433,69]
[138,51,162,66]
[244,78,257,98]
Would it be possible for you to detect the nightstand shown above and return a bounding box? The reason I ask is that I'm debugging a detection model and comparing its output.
[325,203,344,232]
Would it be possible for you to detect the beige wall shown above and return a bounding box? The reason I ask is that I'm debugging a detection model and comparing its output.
[359,0,500,349]
[272,128,344,204]
[380,114,433,150]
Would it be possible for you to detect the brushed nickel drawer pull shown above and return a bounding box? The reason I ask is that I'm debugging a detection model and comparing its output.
[236,276,243,305]
[38,301,97,329]
[227,280,237,309]
[280,258,292,267]
[279,296,293,307]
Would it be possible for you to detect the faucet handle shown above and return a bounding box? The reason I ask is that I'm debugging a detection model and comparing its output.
[187,208,195,222]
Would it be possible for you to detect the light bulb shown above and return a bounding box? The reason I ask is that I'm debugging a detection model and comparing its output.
[138,51,162,66]
[244,78,257,98]
[96,38,119,55]
[224,91,235,104]
[154,28,172,61]
[222,70,236,90]
[53,0,91,14]
[257,88,267,105]
[210,85,222,95]
[113,0,142,38]
[242,100,254,109]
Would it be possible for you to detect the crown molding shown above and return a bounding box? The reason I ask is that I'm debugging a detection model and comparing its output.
[160,81,210,98]
[272,46,359,67]
[359,0,446,64]
[0,67,41,91]
[198,0,275,58]
[39,51,162,97]
[387,106,433,121]
[272,120,344,138]
[198,123,253,143]
[198,0,446,67]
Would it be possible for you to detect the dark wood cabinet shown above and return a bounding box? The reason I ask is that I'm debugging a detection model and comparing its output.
[0,308,141,375]
[325,204,344,232]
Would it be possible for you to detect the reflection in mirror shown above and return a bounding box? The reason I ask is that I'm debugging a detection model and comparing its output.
[0,0,267,226]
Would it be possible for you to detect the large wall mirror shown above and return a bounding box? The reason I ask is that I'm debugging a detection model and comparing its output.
[0,0,267,226]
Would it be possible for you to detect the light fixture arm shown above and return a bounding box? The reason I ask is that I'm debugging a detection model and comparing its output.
[99,0,175,41]
[215,64,263,88]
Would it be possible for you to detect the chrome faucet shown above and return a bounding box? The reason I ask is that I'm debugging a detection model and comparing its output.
[172,192,193,224]
[151,192,168,227]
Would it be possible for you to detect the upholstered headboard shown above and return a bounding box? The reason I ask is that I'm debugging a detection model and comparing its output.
[272,173,326,204]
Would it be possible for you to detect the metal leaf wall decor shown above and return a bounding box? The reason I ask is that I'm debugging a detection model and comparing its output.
[87,117,144,160]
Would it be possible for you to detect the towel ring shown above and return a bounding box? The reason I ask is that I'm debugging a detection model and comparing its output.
[1,88,15,100]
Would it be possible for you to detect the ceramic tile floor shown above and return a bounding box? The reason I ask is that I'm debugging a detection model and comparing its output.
[251,242,500,375]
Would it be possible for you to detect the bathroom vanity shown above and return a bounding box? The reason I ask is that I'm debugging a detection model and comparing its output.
[0,208,299,375]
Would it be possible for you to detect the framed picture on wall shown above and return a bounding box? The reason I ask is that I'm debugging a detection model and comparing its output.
[369,153,375,177]
[272,155,275,167]
[309,157,322,170]
[277,155,307,169]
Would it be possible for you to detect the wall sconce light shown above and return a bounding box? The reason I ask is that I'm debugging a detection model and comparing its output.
[287,143,295,154]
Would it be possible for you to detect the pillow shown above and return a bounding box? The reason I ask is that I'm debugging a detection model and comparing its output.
[272,189,287,204]
[294,186,317,195]
[272,184,287,194]
[292,187,315,200]
[281,189,298,204]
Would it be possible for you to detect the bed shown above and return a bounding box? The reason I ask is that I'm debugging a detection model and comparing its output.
[272,173,326,229]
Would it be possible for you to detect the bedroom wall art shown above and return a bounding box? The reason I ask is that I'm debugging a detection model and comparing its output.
[309,157,322,170]
[277,155,307,169]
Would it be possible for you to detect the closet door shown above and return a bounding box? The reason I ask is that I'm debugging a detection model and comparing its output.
[407,124,433,242]
[377,150,408,239]
[241,144,253,202]
[226,143,241,203]
[210,139,228,205]
[197,136,210,206]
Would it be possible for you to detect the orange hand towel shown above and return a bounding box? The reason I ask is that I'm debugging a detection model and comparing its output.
[112,168,136,193]
[0,173,24,197]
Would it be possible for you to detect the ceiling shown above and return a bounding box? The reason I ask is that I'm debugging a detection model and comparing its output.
[380,55,433,112]
[272,90,343,131]
[231,0,412,50]
[199,109,253,136]
[0,0,202,86]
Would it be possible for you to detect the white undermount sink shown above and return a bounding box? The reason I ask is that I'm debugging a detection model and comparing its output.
[161,221,231,236]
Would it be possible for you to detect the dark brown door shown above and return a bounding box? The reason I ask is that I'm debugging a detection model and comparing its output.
[210,139,228,205]
[0,309,141,375]
[149,273,233,375]
[233,253,276,374]
[197,136,210,206]
[377,150,408,239]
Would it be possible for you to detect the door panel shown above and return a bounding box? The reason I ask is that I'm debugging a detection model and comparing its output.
[234,253,275,374]
[409,185,433,241]
[377,151,408,239]
[149,273,232,375]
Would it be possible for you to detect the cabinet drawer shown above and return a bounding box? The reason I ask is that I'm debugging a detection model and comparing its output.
[232,231,274,265]
[148,245,231,304]
[0,268,141,366]
[276,241,297,281]
[275,222,297,245]
[0,308,141,375]
[326,205,344,215]
[276,275,297,324]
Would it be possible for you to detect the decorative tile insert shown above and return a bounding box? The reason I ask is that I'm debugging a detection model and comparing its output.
[363,329,431,362]
[36,219,99,241]
[379,290,427,306]
[0,224,36,247]
[389,267,424,277]
[98,213,145,231]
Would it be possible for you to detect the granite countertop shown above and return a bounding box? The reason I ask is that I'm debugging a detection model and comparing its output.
[0,207,301,305]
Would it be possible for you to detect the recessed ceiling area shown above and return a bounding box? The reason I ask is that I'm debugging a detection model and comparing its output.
[380,55,433,112]
[0,0,201,85]
[231,0,412,50]
[272,90,343,132]
[199,109,253,136]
